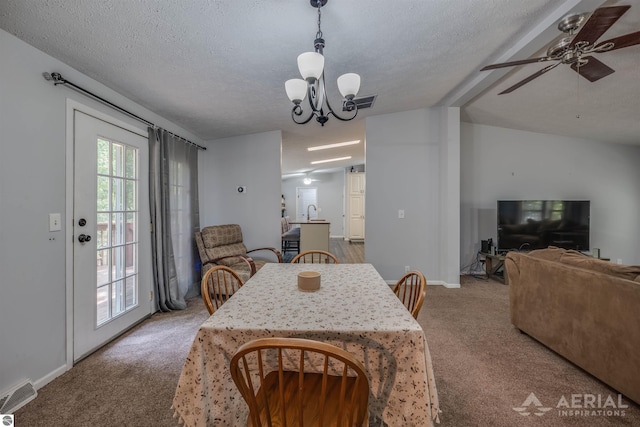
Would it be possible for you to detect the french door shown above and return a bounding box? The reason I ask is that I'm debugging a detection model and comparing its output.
[73,110,151,361]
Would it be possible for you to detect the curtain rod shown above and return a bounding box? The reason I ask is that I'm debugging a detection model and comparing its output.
[43,72,206,150]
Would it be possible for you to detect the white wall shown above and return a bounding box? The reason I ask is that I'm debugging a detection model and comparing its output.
[281,170,346,237]
[365,108,460,285]
[198,131,282,254]
[460,122,640,268]
[0,29,203,395]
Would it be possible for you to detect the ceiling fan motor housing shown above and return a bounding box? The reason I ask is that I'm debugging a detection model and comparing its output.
[547,36,572,58]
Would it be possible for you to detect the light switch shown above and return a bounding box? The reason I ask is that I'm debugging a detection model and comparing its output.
[398,209,405,219]
[49,213,62,231]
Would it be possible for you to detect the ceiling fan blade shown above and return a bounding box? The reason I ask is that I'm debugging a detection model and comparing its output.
[498,62,562,94]
[570,56,615,82]
[480,57,553,71]
[569,6,630,47]
[596,31,640,51]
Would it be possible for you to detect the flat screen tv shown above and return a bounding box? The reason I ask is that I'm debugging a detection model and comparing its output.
[497,200,590,252]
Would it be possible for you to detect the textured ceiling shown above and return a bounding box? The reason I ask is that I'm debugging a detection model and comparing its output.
[1,0,638,176]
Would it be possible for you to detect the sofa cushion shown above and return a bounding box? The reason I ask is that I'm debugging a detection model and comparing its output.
[527,246,567,262]
[528,246,640,281]
[559,251,640,282]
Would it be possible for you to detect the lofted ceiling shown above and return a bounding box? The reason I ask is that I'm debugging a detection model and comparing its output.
[1,0,638,177]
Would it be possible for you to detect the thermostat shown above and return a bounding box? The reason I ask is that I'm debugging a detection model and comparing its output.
[237,186,247,194]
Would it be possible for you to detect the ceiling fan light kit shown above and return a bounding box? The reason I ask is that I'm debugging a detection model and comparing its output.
[285,0,361,126]
[480,5,640,94]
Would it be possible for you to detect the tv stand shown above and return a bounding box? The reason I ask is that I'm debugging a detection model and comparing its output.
[479,252,506,283]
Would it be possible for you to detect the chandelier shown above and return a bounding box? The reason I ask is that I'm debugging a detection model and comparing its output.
[285,0,361,126]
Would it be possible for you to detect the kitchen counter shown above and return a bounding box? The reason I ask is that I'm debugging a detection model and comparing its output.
[289,221,330,252]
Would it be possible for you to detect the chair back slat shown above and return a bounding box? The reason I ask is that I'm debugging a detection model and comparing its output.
[290,250,339,264]
[230,338,369,427]
[392,271,427,319]
[201,266,244,314]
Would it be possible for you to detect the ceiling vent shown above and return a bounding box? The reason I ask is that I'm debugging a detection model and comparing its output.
[343,95,376,111]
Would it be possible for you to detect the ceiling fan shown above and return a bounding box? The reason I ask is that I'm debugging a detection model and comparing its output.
[481,5,640,94]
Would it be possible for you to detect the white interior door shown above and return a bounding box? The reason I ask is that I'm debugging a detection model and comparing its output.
[73,110,151,361]
[296,187,318,221]
[348,173,365,240]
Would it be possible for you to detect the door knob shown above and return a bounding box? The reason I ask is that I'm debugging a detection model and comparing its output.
[78,234,92,243]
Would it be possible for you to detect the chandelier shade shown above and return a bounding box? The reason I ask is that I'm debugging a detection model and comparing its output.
[285,0,363,126]
[337,73,361,99]
[297,52,325,81]
[285,79,308,103]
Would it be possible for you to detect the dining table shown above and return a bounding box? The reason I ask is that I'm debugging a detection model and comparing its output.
[172,263,440,426]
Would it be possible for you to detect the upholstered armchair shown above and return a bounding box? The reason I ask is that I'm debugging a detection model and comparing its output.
[195,224,282,283]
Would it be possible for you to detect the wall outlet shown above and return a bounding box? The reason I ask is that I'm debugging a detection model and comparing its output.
[398,209,405,219]
[616,259,623,265]
[404,265,410,273]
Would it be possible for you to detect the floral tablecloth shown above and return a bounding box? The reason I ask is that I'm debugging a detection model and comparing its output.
[172,263,440,426]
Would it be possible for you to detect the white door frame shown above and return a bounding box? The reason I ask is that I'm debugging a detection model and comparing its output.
[65,99,149,369]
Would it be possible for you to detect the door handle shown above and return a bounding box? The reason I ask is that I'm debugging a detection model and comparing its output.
[78,234,92,243]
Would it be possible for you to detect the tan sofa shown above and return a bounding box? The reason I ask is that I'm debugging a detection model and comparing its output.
[505,247,640,404]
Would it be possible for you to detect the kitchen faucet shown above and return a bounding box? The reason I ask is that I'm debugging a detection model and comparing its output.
[307,204,317,222]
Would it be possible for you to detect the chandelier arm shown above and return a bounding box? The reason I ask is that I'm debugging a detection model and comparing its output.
[324,92,358,122]
[327,106,359,122]
[291,105,317,125]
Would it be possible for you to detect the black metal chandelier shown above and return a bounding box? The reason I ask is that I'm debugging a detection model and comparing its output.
[285,0,361,126]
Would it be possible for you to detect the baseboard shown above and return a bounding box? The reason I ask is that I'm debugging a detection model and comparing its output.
[440,281,461,289]
[386,279,460,288]
[33,363,68,390]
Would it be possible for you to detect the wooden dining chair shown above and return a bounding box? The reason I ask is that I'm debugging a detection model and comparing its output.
[230,337,370,427]
[392,270,427,319]
[201,265,245,315]
[290,250,339,264]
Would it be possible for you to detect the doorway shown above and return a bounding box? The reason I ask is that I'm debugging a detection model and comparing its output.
[296,187,318,221]
[69,104,152,362]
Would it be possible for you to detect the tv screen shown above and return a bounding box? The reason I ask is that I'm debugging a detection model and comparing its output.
[497,200,590,251]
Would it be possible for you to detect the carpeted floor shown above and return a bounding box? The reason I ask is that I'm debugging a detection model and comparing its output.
[13,297,210,427]
[13,276,639,426]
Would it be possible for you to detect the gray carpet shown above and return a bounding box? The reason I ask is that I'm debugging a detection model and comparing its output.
[14,298,209,426]
[13,276,640,426]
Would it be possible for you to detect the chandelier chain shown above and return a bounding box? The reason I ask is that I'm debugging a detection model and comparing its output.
[316,3,323,40]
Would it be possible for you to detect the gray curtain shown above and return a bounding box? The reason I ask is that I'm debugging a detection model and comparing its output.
[149,128,200,311]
